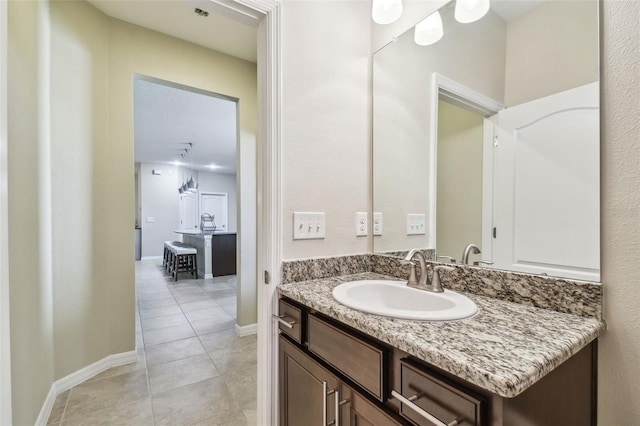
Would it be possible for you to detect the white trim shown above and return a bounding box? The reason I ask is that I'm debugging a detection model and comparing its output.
[140,255,163,261]
[35,351,138,426]
[428,73,504,249]
[231,1,282,425]
[203,273,214,279]
[0,0,12,423]
[235,322,258,336]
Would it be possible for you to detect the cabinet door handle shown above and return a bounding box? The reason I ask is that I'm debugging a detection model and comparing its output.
[323,383,340,426]
[391,390,459,426]
[272,314,296,329]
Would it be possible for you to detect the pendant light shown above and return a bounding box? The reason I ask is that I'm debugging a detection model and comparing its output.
[372,0,403,25]
[454,0,489,24]
[176,142,198,194]
[414,11,444,46]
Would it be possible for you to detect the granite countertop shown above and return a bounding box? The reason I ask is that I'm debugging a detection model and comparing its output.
[278,272,605,398]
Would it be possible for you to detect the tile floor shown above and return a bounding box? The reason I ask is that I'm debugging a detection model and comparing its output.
[47,260,257,425]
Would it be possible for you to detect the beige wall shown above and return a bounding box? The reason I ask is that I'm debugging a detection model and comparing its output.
[436,100,483,261]
[599,1,640,423]
[49,0,118,379]
[7,1,56,424]
[6,1,258,421]
[504,0,599,106]
[281,1,371,259]
[108,18,257,326]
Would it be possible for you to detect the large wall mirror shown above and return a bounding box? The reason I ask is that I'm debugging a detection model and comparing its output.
[372,0,600,282]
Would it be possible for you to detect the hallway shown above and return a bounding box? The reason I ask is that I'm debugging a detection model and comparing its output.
[46,260,257,425]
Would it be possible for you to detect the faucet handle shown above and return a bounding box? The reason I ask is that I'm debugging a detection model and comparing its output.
[473,260,494,266]
[437,255,457,264]
[432,265,455,293]
[400,259,418,286]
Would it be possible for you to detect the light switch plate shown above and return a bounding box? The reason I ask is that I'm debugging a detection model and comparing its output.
[146,217,155,223]
[355,212,367,237]
[373,212,383,236]
[406,213,426,235]
[293,212,326,240]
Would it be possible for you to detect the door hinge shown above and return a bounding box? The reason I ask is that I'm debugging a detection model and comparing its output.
[493,227,497,238]
[264,270,271,285]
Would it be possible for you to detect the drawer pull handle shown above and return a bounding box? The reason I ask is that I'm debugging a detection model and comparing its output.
[391,390,459,426]
[272,314,297,329]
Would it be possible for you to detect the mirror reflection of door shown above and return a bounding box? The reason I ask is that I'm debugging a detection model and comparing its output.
[179,192,197,230]
[200,192,229,232]
[436,100,489,264]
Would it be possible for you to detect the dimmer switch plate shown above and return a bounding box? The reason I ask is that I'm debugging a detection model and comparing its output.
[293,212,326,240]
[406,213,426,235]
[355,212,367,236]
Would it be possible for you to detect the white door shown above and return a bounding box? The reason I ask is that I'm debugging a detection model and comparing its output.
[493,82,599,281]
[200,193,228,232]
[179,193,197,231]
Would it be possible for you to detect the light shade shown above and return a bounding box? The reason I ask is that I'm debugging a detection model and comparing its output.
[186,176,197,191]
[454,0,490,24]
[414,11,443,46]
[372,0,403,25]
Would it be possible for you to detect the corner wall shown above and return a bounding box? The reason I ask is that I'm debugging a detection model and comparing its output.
[599,1,640,422]
[281,0,371,259]
[7,1,55,423]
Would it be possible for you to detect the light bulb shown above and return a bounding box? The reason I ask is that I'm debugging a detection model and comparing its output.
[372,0,403,25]
[454,0,490,24]
[414,11,443,46]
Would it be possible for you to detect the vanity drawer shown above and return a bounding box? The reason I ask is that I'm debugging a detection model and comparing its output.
[398,360,486,426]
[276,299,303,344]
[308,314,385,401]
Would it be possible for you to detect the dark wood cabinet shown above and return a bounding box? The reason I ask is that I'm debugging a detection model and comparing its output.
[211,233,236,276]
[279,336,339,426]
[278,296,596,426]
[340,383,403,426]
[398,360,486,426]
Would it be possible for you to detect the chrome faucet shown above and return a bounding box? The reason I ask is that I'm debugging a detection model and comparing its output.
[461,243,481,265]
[402,248,428,287]
[403,249,453,293]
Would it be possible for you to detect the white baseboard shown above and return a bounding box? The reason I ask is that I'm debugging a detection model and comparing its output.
[204,273,213,279]
[35,350,137,426]
[141,255,162,261]
[235,323,257,337]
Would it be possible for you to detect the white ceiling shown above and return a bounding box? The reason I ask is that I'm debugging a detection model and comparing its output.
[88,0,258,63]
[133,78,238,174]
[491,0,545,22]
[87,0,257,175]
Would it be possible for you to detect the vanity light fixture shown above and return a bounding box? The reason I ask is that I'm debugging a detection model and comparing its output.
[372,0,403,25]
[454,0,490,24]
[414,11,444,46]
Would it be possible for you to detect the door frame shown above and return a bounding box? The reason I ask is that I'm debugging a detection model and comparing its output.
[232,1,282,425]
[0,0,12,423]
[428,73,503,250]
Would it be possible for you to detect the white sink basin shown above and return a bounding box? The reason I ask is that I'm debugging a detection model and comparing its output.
[332,280,478,321]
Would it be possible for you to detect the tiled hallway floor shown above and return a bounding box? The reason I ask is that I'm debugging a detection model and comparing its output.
[47,260,257,425]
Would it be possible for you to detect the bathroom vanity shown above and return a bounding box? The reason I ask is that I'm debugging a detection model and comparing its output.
[277,271,603,426]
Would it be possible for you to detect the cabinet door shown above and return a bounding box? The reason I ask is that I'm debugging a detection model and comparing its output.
[280,336,339,426]
[340,383,404,426]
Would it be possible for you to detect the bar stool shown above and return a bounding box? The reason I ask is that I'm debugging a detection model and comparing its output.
[167,243,198,281]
